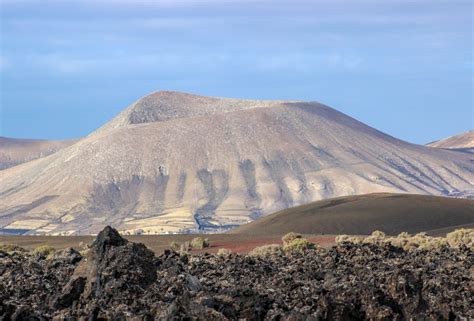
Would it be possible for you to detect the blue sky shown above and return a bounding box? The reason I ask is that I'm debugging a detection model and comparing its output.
[0,0,472,144]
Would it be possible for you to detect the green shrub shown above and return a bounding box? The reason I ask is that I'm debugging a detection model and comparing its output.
[190,237,210,249]
[283,238,315,253]
[33,245,56,257]
[248,244,282,257]
[282,232,302,246]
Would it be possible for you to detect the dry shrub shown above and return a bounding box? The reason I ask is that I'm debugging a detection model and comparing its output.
[282,232,302,246]
[78,241,90,256]
[446,229,474,248]
[363,231,386,245]
[248,244,282,257]
[335,235,363,245]
[0,243,27,253]
[169,241,180,252]
[337,228,473,251]
[283,238,315,253]
[190,237,210,249]
[33,245,56,257]
[180,241,191,255]
[217,248,232,256]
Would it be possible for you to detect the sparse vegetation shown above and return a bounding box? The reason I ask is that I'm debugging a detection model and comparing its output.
[446,228,474,247]
[78,241,90,256]
[168,237,210,253]
[190,237,209,249]
[169,241,180,251]
[32,245,56,257]
[0,243,27,253]
[217,248,232,256]
[248,244,283,257]
[363,230,386,245]
[179,241,191,255]
[282,232,302,246]
[283,238,315,253]
[335,234,363,244]
[336,228,474,251]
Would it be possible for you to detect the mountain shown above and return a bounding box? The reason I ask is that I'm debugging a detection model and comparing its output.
[0,91,473,235]
[0,137,77,170]
[230,193,474,236]
[427,131,474,149]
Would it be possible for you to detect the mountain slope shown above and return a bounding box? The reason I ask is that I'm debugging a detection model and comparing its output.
[427,131,474,149]
[0,91,473,235]
[0,137,76,170]
[230,193,474,236]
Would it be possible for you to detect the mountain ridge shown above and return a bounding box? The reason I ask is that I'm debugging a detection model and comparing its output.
[427,130,473,149]
[0,136,77,170]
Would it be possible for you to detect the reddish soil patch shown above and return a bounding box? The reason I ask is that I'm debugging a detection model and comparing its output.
[0,234,336,255]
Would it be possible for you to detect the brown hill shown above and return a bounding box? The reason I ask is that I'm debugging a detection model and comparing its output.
[0,137,76,170]
[427,131,474,149]
[230,193,474,236]
[0,91,473,235]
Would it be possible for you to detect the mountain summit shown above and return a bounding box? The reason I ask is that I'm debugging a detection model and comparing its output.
[0,91,472,234]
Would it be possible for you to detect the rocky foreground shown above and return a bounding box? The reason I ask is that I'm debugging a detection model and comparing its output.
[1,227,472,320]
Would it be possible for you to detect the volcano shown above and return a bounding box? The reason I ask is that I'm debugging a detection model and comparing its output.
[0,91,472,234]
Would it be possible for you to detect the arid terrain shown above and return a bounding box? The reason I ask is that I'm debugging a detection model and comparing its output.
[427,130,474,149]
[1,193,472,253]
[0,136,76,170]
[1,226,472,320]
[1,91,473,235]
[231,193,474,236]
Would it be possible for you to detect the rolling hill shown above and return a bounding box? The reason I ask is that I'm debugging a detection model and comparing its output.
[0,137,76,170]
[427,131,474,149]
[0,91,473,235]
[230,193,474,236]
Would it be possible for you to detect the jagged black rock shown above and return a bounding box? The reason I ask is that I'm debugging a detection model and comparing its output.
[1,226,472,320]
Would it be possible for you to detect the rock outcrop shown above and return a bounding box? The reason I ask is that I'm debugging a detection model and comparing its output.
[0,226,472,320]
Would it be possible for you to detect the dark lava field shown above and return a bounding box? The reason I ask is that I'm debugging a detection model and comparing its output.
[1,227,472,320]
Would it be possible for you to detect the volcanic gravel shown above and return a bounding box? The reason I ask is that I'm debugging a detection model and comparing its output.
[1,227,472,320]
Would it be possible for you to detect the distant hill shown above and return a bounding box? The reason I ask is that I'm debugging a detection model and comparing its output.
[0,137,77,170]
[230,193,474,236]
[0,91,473,235]
[427,131,474,149]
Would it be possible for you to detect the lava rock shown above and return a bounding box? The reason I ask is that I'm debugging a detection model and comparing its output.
[1,226,472,320]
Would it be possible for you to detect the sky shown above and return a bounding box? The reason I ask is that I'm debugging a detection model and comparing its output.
[0,0,472,144]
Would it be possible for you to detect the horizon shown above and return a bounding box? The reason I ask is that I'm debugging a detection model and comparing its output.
[0,0,473,144]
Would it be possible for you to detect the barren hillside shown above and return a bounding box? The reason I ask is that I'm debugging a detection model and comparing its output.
[230,193,474,236]
[0,91,473,235]
[427,131,474,149]
[0,137,76,170]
